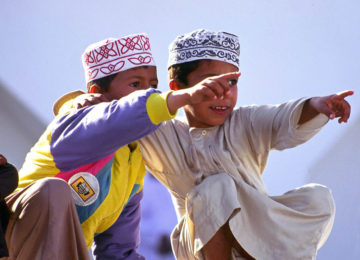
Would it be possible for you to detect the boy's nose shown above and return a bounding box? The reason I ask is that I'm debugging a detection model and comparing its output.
[140,85,150,90]
[224,89,233,97]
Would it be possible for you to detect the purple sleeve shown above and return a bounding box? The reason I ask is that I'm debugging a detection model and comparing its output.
[93,191,145,260]
[50,88,160,171]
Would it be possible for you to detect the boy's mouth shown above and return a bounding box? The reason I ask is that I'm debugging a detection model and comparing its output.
[210,106,229,113]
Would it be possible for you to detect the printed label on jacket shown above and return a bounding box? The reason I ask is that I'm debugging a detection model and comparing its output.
[68,172,100,206]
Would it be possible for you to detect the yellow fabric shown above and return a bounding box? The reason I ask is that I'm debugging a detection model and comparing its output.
[146,91,176,125]
[18,99,147,249]
[53,90,84,116]
[80,143,146,248]
[18,127,146,249]
[17,123,60,191]
[18,89,170,249]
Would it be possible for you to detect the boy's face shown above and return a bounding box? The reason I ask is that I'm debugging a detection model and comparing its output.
[105,66,158,100]
[184,60,239,128]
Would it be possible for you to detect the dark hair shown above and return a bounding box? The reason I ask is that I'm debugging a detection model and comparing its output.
[86,73,118,92]
[168,60,203,86]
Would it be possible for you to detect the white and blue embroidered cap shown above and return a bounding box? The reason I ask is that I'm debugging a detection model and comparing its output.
[167,29,240,69]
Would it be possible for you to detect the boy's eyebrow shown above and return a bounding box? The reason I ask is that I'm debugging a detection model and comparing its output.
[128,75,158,81]
[200,73,217,78]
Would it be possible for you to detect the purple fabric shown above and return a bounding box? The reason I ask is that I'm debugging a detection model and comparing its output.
[50,88,161,171]
[93,191,145,260]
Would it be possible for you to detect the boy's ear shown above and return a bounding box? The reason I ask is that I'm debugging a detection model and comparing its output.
[89,84,102,94]
[169,80,182,91]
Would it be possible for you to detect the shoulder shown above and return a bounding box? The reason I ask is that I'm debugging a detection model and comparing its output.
[156,116,189,132]
[53,90,85,116]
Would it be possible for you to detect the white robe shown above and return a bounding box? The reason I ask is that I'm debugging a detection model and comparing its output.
[139,98,335,260]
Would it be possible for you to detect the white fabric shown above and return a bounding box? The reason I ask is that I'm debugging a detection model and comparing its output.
[82,33,156,83]
[139,98,335,260]
[167,29,240,69]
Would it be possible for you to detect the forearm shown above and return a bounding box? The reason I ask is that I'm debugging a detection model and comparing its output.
[166,89,191,115]
[251,98,326,151]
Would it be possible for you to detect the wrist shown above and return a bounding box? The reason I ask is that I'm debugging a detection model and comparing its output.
[309,97,320,113]
[299,98,320,125]
[167,90,190,114]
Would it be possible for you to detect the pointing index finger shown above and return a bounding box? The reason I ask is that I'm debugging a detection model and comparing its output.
[214,71,241,80]
[336,90,354,99]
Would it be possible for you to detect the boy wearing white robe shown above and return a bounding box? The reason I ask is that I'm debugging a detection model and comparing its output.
[139,29,353,260]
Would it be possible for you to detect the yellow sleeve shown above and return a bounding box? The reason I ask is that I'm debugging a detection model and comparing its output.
[146,91,177,125]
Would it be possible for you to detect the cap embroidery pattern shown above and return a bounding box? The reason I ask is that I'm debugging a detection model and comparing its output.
[168,29,240,68]
[82,34,155,83]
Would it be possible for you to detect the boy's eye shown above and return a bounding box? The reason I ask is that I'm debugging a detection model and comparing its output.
[229,79,238,86]
[150,84,158,89]
[130,82,140,88]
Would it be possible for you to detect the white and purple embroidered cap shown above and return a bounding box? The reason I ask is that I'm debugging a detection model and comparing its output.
[167,29,240,69]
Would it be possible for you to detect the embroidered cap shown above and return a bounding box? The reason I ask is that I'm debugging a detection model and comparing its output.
[168,29,240,69]
[82,33,156,83]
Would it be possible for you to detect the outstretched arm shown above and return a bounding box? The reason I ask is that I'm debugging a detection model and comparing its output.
[51,88,173,170]
[75,72,241,115]
[298,90,354,125]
